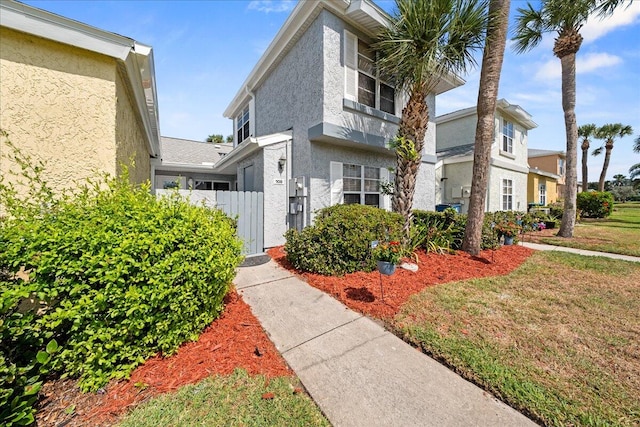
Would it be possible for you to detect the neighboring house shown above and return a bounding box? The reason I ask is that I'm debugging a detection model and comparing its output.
[0,0,160,194]
[435,99,537,214]
[218,0,461,247]
[528,149,567,195]
[528,166,560,207]
[153,137,234,190]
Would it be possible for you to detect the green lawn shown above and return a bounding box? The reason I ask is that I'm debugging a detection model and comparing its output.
[118,369,329,427]
[536,202,640,256]
[395,251,640,426]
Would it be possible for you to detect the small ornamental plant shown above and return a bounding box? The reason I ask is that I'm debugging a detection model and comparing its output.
[494,221,519,238]
[372,241,403,264]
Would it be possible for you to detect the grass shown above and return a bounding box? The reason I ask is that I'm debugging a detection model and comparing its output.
[395,251,640,426]
[536,202,640,256]
[117,369,330,427]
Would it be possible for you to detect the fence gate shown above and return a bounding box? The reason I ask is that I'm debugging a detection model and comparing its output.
[215,191,264,255]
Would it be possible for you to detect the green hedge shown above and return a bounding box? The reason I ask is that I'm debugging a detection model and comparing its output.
[577,191,614,218]
[1,160,243,404]
[284,204,403,275]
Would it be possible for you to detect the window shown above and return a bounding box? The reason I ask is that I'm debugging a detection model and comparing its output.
[502,120,514,153]
[194,180,230,191]
[236,105,250,143]
[558,158,565,176]
[343,163,381,207]
[539,183,546,205]
[502,179,513,210]
[345,31,395,115]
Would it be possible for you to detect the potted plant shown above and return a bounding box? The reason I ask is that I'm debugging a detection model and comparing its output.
[372,241,402,275]
[494,221,519,245]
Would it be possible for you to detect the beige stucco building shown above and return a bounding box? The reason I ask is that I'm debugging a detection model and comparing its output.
[527,149,567,196]
[527,168,560,206]
[0,0,160,195]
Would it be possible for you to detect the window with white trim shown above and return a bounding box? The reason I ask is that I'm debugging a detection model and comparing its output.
[345,31,396,115]
[330,161,390,209]
[502,179,513,210]
[236,105,250,143]
[558,158,565,176]
[502,120,514,153]
[539,183,546,205]
[194,180,231,191]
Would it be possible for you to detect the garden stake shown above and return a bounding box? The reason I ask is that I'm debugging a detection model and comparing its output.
[379,270,385,302]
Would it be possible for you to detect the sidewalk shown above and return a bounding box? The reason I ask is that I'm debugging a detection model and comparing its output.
[234,259,537,427]
[521,242,640,262]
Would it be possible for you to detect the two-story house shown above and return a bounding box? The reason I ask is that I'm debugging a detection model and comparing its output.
[434,99,537,213]
[215,0,462,247]
[528,149,567,198]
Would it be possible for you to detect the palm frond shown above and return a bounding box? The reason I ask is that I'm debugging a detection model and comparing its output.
[592,147,604,156]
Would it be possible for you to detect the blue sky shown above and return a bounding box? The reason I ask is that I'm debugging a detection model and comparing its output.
[23,0,640,181]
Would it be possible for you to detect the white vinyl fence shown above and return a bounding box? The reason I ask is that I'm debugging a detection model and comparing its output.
[156,189,264,255]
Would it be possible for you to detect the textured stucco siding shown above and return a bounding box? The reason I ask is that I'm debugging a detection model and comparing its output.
[309,141,395,217]
[0,27,118,193]
[489,166,528,212]
[493,111,529,169]
[260,141,288,248]
[442,161,474,213]
[528,174,558,205]
[436,114,476,150]
[115,68,151,184]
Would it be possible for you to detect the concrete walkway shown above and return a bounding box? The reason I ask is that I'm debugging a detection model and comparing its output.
[234,260,537,427]
[521,242,640,262]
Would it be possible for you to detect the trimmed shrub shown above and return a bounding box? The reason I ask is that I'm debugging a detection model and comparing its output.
[284,204,403,275]
[548,201,564,220]
[1,145,243,393]
[577,191,614,218]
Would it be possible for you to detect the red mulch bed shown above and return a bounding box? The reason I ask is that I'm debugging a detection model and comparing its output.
[36,291,292,427]
[267,245,534,319]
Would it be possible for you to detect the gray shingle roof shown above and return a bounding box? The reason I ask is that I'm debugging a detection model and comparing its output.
[436,143,475,159]
[160,136,233,166]
[528,148,565,158]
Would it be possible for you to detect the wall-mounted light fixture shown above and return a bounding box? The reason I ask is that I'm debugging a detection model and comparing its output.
[187,178,194,188]
[278,154,286,174]
[440,177,448,182]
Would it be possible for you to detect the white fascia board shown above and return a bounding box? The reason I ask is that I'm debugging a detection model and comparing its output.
[213,130,293,173]
[435,106,477,124]
[256,130,293,147]
[497,99,537,129]
[529,168,560,180]
[0,0,133,60]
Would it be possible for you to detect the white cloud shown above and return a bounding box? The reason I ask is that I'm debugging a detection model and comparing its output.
[247,1,295,14]
[534,52,623,80]
[582,3,640,43]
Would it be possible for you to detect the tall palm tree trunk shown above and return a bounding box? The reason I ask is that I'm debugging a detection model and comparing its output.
[598,142,613,191]
[557,51,579,238]
[463,0,510,255]
[581,140,589,192]
[393,87,429,240]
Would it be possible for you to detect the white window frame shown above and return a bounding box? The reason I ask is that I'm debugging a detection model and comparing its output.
[502,120,514,153]
[235,104,250,144]
[344,30,396,115]
[539,183,546,205]
[502,179,513,211]
[194,180,231,191]
[558,158,565,176]
[330,161,390,210]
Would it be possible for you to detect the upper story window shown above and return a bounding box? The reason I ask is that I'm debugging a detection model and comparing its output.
[345,31,396,115]
[236,105,250,143]
[558,158,565,176]
[502,120,514,153]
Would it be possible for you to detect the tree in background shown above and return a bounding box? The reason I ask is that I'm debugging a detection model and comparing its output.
[630,135,640,190]
[592,123,633,191]
[375,0,488,240]
[206,134,224,144]
[513,0,630,238]
[578,123,597,192]
[462,0,511,256]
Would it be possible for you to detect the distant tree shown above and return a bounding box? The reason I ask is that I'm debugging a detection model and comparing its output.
[226,135,234,143]
[633,134,640,153]
[592,123,634,191]
[610,186,636,202]
[578,123,597,192]
[612,174,627,187]
[513,0,630,238]
[206,134,224,144]
[630,161,640,189]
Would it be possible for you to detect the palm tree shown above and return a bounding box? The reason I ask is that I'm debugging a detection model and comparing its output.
[374,0,488,240]
[513,0,629,238]
[462,0,511,256]
[206,134,224,144]
[578,123,597,192]
[592,123,634,191]
[634,135,640,153]
[612,174,627,187]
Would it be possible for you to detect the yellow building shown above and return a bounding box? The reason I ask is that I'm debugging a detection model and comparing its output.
[528,149,566,196]
[528,167,560,206]
[0,0,160,195]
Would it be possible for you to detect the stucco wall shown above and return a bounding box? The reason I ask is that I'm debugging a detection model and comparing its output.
[0,27,118,193]
[436,114,475,150]
[489,166,528,212]
[115,68,151,184]
[528,174,558,205]
[261,141,288,248]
